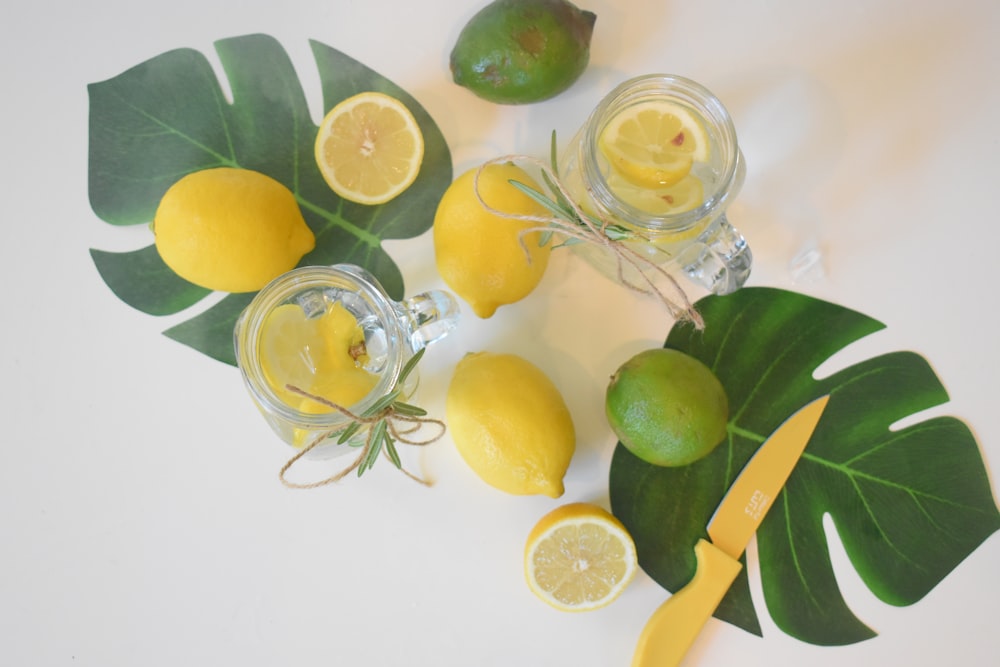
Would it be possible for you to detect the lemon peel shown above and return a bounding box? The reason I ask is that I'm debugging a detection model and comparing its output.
[446,351,575,497]
[433,163,552,318]
[153,167,315,293]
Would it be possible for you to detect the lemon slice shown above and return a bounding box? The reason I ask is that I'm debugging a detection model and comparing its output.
[605,171,705,216]
[259,303,327,407]
[599,100,710,188]
[260,303,378,413]
[524,502,638,612]
[314,91,424,205]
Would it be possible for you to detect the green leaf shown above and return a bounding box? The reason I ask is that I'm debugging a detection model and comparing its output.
[361,389,402,418]
[543,130,578,216]
[603,225,632,241]
[609,287,1000,646]
[552,238,585,250]
[90,246,210,316]
[162,293,253,365]
[549,130,560,176]
[87,34,452,364]
[508,178,569,220]
[397,347,425,387]
[337,421,364,445]
[391,402,428,417]
[384,436,403,469]
[359,421,388,476]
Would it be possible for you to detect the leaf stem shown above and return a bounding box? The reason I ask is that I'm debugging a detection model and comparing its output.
[728,423,765,443]
[296,197,381,247]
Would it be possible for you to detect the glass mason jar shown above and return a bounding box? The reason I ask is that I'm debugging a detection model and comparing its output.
[559,74,752,295]
[233,264,460,458]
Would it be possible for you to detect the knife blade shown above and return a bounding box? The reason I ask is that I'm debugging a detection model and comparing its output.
[631,394,831,667]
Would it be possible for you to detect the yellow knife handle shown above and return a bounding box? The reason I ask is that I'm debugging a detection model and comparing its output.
[631,539,744,667]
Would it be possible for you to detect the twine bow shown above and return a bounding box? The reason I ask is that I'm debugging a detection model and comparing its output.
[277,350,445,489]
[474,153,705,329]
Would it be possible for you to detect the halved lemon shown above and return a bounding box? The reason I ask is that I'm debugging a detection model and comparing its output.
[524,502,638,612]
[314,91,424,205]
[599,100,710,188]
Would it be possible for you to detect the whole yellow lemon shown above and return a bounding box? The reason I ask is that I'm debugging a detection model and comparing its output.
[433,163,552,318]
[446,351,575,498]
[153,167,316,293]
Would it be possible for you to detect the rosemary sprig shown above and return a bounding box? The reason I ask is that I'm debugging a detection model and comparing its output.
[279,347,446,489]
[507,130,634,248]
[471,136,704,327]
[326,347,428,476]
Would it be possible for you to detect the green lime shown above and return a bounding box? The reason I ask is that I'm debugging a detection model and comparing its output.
[605,348,729,467]
[449,0,597,105]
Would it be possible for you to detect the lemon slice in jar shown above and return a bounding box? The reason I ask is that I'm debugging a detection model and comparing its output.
[599,100,710,188]
[604,171,705,216]
[259,302,379,447]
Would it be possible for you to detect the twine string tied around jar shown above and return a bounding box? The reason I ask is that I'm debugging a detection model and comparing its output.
[473,154,704,329]
[277,352,444,489]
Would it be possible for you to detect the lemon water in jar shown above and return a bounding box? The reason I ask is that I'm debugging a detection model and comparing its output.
[559,74,752,295]
[234,264,459,458]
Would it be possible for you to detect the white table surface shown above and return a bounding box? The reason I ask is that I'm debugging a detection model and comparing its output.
[3,1,998,665]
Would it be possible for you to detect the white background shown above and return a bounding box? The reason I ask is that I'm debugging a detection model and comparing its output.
[2,1,998,665]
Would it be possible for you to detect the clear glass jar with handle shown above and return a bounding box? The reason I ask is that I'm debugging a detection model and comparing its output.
[234,264,460,458]
[559,74,752,295]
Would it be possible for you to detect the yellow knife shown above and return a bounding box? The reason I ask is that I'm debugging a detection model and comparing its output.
[631,394,831,667]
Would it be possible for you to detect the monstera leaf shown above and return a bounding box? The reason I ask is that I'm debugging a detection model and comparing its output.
[609,287,999,645]
[87,34,452,365]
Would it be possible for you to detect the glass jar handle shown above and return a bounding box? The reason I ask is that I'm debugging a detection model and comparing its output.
[331,262,460,350]
[680,214,753,295]
[400,290,461,350]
